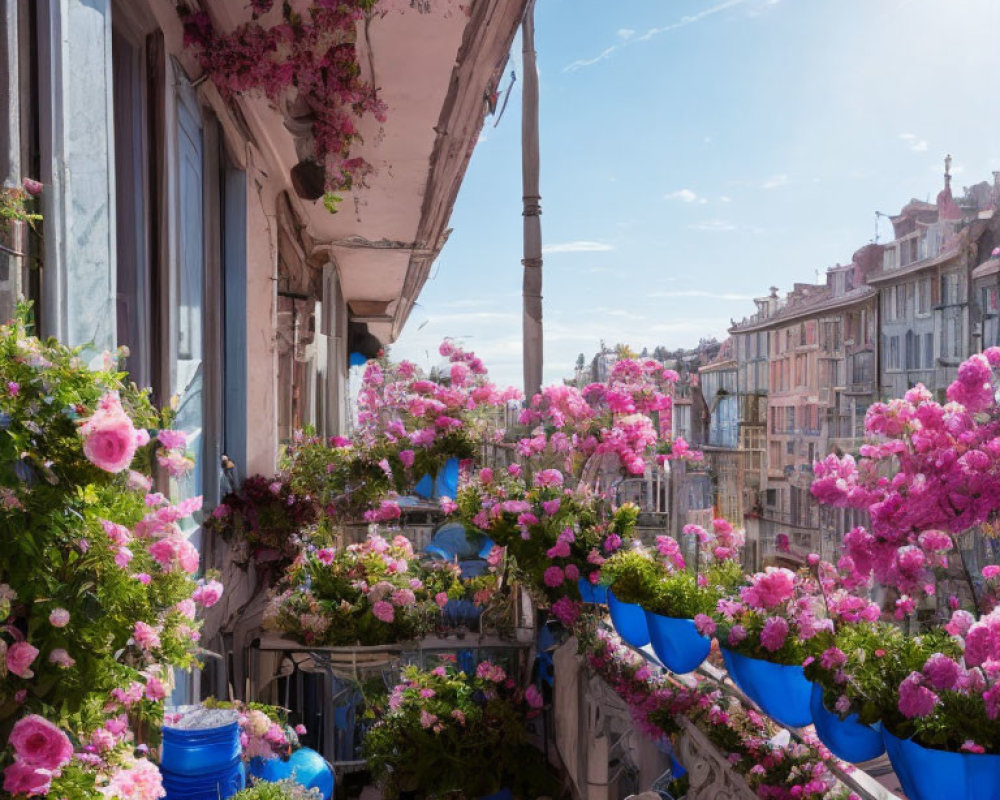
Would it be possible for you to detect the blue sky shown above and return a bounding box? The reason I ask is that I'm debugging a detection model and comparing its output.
[393,0,1000,391]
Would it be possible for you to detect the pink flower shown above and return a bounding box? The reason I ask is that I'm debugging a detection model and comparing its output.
[759,617,789,652]
[694,614,716,637]
[961,740,986,754]
[21,177,42,196]
[898,672,939,718]
[133,621,161,651]
[7,641,38,678]
[48,649,75,668]
[435,592,449,608]
[8,714,74,770]
[564,564,580,581]
[727,624,747,647]
[419,710,438,729]
[543,565,565,587]
[144,676,167,701]
[534,469,564,488]
[820,647,846,670]
[80,392,139,473]
[295,724,307,735]
[985,565,1000,580]
[157,429,187,450]
[398,449,415,468]
[525,685,544,709]
[372,601,395,623]
[479,467,493,484]
[192,579,224,608]
[922,652,962,691]
[392,589,416,608]
[48,608,70,628]
[3,761,52,797]
[316,547,335,565]
[740,568,796,610]
[551,596,580,626]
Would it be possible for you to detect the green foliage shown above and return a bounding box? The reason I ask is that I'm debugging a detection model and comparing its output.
[363,664,555,800]
[648,559,744,619]
[233,779,322,800]
[0,304,203,783]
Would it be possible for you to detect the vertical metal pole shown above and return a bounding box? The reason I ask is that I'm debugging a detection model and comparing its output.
[521,0,543,399]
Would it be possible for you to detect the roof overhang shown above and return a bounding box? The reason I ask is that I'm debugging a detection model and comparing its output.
[191,0,528,345]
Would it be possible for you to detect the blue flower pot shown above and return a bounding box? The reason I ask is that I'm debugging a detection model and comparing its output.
[443,598,483,627]
[249,748,335,800]
[161,720,245,800]
[480,790,513,800]
[643,611,711,674]
[720,648,812,729]
[809,683,884,763]
[577,577,608,605]
[883,730,1000,800]
[608,589,650,648]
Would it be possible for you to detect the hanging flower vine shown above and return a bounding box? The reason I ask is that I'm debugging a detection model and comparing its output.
[177,0,388,212]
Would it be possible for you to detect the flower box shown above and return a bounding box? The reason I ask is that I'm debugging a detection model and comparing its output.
[608,589,650,648]
[720,648,812,729]
[643,611,711,674]
[808,682,884,763]
[883,729,1000,800]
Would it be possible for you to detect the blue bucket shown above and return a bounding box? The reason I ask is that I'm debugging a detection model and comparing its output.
[883,730,1000,800]
[161,720,245,800]
[607,589,650,648]
[644,611,711,674]
[720,648,812,729]
[577,577,608,605]
[809,683,884,763]
[249,748,335,800]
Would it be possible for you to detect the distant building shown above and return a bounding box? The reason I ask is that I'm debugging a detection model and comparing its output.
[728,250,880,565]
[869,159,1000,401]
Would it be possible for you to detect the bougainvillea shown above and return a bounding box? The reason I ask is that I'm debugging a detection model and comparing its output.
[177,0,388,206]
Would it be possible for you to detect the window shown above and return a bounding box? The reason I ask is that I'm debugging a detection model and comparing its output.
[941,272,960,306]
[886,335,901,370]
[905,330,919,370]
[895,284,906,319]
[112,22,152,388]
[924,332,934,368]
[884,246,898,271]
[983,287,1000,314]
[916,277,931,315]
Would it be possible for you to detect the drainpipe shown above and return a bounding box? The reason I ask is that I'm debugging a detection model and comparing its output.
[521,0,543,399]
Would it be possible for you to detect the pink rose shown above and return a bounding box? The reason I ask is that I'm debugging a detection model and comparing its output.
[157,429,187,450]
[372,601,395,623]
[7,642,38,678]
[9,714,74,769]
[133,621,161,651]
[3,761,52,796]
[48,608,70,628]
[525,684,544,709]
[80,393,139,473]
[435,592,449,608]
[192,579,224,608]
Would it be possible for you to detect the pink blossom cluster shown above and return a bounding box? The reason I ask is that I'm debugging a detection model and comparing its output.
[79,391,148,474]
[811,350,1000,602]
[178,1,388,194]
[3,715,74,796]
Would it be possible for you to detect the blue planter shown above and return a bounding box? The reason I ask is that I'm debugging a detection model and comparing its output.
[161,720,245,800]
[643,611,711,674]
[883,730,1000,800]
[577,577,608,604]
[607,589,650,648]
[443,598,483,627]
[249,748,335,800]
[414,457,460,500]
[720,648,812,729]
[809,683,884,763]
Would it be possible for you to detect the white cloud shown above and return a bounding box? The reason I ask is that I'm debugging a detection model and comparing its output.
[689,219,738,232]
[565,0,756,72]
[899,132,929,153]
[563,46,619,73]
[665,188,707,204]
[649,289,755,300]
[542,240,615,253]
[719,195,733,203]
[761,173,790,190]
[637,0,749,41]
